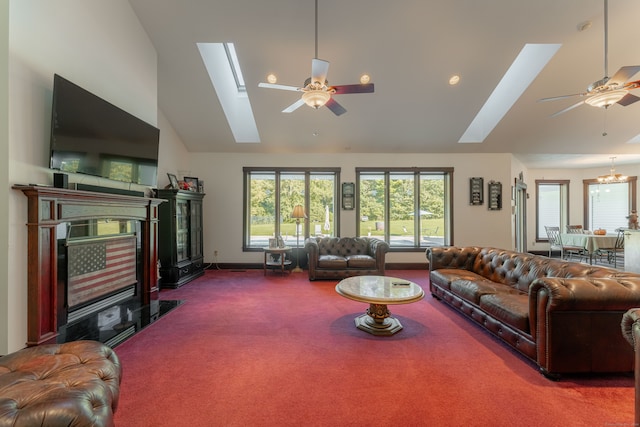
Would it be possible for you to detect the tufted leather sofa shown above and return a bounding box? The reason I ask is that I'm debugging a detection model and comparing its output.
[305,236,389,280]
[622,308,640,426]
[0,340,121,427]
[428,246,640,378]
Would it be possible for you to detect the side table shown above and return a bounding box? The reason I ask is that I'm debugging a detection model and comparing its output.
[263,247,292,275]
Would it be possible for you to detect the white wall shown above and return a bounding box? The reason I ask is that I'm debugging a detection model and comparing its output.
[189,152,516,265]
[4,0,163,354]
[0,0,10,352]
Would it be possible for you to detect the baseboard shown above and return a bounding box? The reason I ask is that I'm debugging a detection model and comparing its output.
[205,262,428,271]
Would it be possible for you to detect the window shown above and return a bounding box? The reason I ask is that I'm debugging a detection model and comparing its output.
[584,178,637,232]
[356,168,452,249]
[243,168,339,250]
[535,180,569,240]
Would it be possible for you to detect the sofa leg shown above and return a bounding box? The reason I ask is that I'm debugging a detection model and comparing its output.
[540,368,561,381]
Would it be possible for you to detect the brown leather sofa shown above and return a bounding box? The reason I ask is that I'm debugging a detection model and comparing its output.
[428,246,640,378]
[0,340,121,427]
[622,308,640,426]
[305,236,389,280]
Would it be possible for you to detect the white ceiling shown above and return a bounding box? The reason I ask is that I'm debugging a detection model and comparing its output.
[128,0,640,169]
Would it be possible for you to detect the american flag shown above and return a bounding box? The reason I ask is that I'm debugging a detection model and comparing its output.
[68,236,137,308]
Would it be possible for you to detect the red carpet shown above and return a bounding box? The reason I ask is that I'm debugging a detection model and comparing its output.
[114,269,635,426]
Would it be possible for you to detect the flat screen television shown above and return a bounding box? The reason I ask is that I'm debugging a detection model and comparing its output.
[50,74,160,187]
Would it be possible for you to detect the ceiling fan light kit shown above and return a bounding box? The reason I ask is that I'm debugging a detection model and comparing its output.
[302,89,331,108]
[584,89,628,108]
[539,0,640,116]
[258,0,374,115]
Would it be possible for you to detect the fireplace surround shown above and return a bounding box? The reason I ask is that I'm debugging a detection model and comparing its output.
[14,185,164,346]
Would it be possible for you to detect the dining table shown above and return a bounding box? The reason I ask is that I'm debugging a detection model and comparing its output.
[560,233,619,264]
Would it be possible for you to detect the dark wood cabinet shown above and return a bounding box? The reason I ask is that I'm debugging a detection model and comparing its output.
[157,189,205,288]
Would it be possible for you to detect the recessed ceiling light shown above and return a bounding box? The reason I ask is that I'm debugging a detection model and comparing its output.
[360,74,370,84]
[312,131,319,136]
[267,74,277,84]
[449,75,460,85]
[577,20,592,32]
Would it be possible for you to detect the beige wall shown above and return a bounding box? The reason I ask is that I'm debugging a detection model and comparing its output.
[189,152,516,266]
[4,0,166,354]
[0,0,10,353]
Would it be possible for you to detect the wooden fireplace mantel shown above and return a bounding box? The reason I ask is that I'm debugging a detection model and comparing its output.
[13,185,164,346]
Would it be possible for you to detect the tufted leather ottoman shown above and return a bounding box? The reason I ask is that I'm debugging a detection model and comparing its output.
[0,340,121,427]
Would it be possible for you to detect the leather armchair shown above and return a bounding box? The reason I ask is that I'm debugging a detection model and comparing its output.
[0,340,121,427]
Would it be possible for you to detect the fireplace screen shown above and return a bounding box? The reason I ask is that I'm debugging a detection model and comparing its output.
[67,235,138,309]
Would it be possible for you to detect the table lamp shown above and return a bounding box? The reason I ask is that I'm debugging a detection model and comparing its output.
[291,205,307,272]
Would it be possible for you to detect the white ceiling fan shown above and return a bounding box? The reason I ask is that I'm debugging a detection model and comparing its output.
[258,0,374,116]
[538,0,640,117]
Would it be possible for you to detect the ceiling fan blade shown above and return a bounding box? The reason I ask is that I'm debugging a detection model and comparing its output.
[550,100,585,117]
[311,59,330,85]
[537,93,585,103]
[331,83,375,94]
[607,66,640,88]
[259,82,301,92]
[624,80,640,90]
[617,93,640,107]
[282,98,305,113]
[325,98,346,116]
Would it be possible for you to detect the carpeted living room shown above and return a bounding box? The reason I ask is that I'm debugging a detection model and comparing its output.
[111,268,635,426]
[5,1,640,426]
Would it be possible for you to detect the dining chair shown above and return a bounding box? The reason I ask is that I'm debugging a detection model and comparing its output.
[545,225,585,261]
[566,225,583,234]
[597,228,625,268]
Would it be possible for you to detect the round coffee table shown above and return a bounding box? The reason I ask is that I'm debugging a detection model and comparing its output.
[335,275,424,336]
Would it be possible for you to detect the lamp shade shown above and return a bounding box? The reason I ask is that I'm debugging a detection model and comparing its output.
[291,205,307,219]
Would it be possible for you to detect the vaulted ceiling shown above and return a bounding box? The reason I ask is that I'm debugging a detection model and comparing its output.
[128,0,640,168]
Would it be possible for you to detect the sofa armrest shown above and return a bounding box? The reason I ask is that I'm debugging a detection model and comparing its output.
[304,238,319,273]
[529,276,640,340]
[367,238,389,271]
[622,308,640,348]
[529,277,640,312]
[427,246,481,271]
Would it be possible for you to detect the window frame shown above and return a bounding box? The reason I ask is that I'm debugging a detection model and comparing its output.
[355,167,454,251]
[582,177,637,231]
[243,167,340,251]
[535,179,569,242]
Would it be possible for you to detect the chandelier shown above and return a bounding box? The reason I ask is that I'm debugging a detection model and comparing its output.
[597,156,628,183]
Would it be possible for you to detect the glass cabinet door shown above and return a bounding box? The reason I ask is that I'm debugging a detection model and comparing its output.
[190,200,203,258]
[175,199,189,262]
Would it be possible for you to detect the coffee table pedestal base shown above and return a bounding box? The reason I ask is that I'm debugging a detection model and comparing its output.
[354,303,403,336]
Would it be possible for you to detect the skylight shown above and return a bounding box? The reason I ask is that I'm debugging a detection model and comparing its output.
[223,43,246,92]
[197,42,260,143]
[458,43,561,143]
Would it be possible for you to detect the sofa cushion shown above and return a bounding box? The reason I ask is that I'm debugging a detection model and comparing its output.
[430,269,488,291]
[346,255,376,268]
[450,279,518,305]
[318,255,348,269]
[479,293,530,333]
